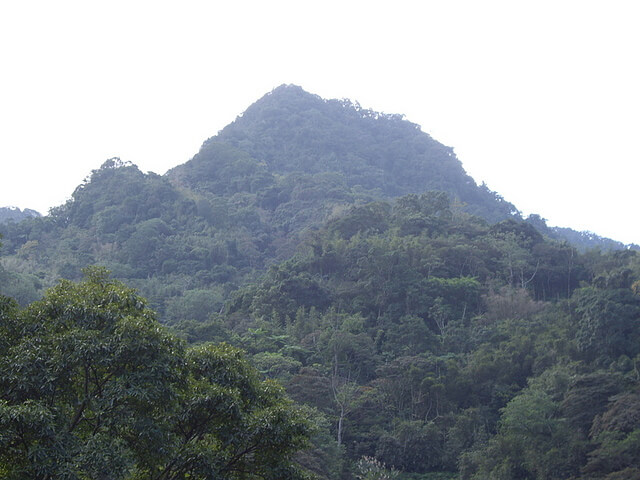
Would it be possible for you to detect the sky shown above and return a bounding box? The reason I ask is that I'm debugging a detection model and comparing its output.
[1,1,639,244]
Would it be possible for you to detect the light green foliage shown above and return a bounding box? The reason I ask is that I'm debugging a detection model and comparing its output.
[356,456,399,480]
[252,351,303,380]
[469,386,576,479]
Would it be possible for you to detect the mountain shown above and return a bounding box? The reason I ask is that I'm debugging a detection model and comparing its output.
[169,84,636,251]
[0,206,41,224]
[0,86,633,311]
[169,84,518,224]
[1,86,640,479]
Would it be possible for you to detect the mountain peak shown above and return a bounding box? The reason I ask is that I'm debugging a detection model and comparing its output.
[192,86,517,223]
[268,83,309,95]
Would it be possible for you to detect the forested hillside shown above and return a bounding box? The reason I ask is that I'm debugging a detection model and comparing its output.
[1,85,640,479]
[1,86,630,308]
[176,194,640,479]
[0,85,522,312]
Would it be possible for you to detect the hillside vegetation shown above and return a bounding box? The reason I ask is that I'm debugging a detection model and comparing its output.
[0,85,522,311]
[1,85,640,479]
[186,194,640,479]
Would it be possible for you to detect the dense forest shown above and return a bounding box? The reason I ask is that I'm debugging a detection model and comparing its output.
[1,85,640,479]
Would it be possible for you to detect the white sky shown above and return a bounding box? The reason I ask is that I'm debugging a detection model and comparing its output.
[1,1,639,244]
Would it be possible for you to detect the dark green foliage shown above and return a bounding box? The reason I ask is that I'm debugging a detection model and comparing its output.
[585,390,640,477]
[169,142,275,195]
[572,286,640,364]
[0,266,42,305]
[376,420,443,472]
[327,202,391,240]
[0,269,312,479]
[219,196,637,478]
[561,372,626,435]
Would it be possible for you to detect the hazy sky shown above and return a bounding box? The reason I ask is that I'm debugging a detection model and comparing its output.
[1,1,639,244]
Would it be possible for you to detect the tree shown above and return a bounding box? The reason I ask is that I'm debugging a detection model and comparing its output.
[572,286,640,363]
[583,390,640,477]
[472,385,580,480]
[0,268,312,480]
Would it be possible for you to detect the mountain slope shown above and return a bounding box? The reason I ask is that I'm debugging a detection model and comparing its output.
[170,84,518,223]
[0,85,633,312]
[182,192,640,480]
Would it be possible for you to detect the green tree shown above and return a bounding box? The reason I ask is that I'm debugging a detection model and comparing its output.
[572,286,640,363]
[0,268,312,479]
[471,385,577,479]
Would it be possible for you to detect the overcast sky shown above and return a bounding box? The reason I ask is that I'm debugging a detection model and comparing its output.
[1,1,638,244]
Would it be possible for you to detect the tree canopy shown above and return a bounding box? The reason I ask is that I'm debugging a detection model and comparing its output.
[0,268,312,479]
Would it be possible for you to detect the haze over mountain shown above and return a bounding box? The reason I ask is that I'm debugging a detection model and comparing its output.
[4,85,633,249]
[0,206,41,224]
[202,85,517,220]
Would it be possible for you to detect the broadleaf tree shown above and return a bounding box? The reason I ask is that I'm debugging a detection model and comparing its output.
[0,267,312,480]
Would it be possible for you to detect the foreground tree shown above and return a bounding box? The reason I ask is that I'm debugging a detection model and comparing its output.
[0,268,312,480]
